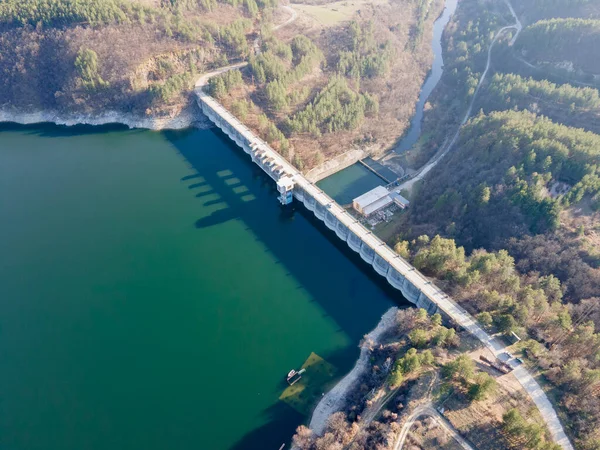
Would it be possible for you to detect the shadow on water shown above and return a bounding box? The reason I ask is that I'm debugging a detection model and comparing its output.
[164,127,410,449]
[7,121,408,448]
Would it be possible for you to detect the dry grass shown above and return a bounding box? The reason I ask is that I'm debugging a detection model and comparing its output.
[292,0,390,28]
[227,0,445,172]
[440,345,550,450]
[405,417,465,450]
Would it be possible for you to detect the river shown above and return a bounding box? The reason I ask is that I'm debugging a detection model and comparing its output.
[0,123,402,450]
[318,0,458,197]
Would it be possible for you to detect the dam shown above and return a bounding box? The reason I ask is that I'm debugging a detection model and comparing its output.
[195,75,572,450]
[196,85,440,314]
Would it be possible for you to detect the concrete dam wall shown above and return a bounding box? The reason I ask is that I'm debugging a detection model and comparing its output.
[196,90,439,315]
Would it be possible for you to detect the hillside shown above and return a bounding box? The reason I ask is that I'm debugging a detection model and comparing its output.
[210,0,444,170]
[0,0,270,119]
[476,73,600,134]
[514,18,600,77]
[376,0,600,447]
[513,0,600,22]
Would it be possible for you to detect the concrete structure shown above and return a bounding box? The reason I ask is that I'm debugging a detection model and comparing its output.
[390,191,410,209]
[196,87,438,313]
[352,186,393,217]
[195,79,573,450]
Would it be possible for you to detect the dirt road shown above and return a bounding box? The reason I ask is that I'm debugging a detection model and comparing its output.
[394,404,475,450]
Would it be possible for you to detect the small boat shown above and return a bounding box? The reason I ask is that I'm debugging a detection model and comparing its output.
[287,369,296,380]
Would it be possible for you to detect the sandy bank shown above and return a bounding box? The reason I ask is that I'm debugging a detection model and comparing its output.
[308,307,398,436]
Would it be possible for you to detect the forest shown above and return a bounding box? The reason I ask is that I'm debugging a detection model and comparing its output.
[392,235,600,449]
[211,0,444,170]
[0,0,266,116]
[390,0,600,447]
[515,18,600,75]
[405,109,600,278]
[513,0,600,22]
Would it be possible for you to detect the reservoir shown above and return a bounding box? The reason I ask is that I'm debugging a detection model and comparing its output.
[0,123,400,450]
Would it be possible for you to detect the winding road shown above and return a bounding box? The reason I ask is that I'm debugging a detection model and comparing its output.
[274,4,298,31]
[394,404,475,450]
[392,2,573,448]
[398,0,522,192]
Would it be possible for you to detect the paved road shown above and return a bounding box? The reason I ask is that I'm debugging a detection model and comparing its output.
[397,1,573,446]
[394,404,475,450]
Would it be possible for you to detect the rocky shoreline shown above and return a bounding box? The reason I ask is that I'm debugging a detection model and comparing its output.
[0,105,211,131]
[307,307,398,436]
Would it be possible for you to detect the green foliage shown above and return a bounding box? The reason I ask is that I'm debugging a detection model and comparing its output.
[388,367,404,388]
[495,313,517,334]
[432,326,457,347]
[515,18,600,74]
[265,80,288,110]
[411,0,433,48]
[485,73,600,112]
[231,99,250,120]
[502,408,527,437]
[408,328,429,348]
[336,21,393,79]
[0,0,155,27]
[216,19,251,57]
[208,69,243,99]
[396,348,421,374]
[441,354,475,381]
[74,48,108,90]
[515,0,598,21]
[293,153,304,170]
[413,235,467,281]
[502,408,557,449]
[244,0,258,17]
[394,240,411,259]
[150,72,193,102]
[467,372,497,401]
[256,0,277,9]
[250,52,285,83]
[290,35,322,68]
[208,77,227,100]
[286,76,373,135]
[476,311,493,327]
[410,111,600,248]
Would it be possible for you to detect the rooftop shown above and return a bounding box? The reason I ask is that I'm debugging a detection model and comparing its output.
[353,185,389,208]
[390,192,410,206]
[363,196,393,216]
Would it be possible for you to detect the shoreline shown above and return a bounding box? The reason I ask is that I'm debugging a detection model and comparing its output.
[307,307,398,436]
[0,105,211,131]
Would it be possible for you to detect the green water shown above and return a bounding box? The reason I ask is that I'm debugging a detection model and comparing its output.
[317,164,385,205]
[0,123,401,450]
